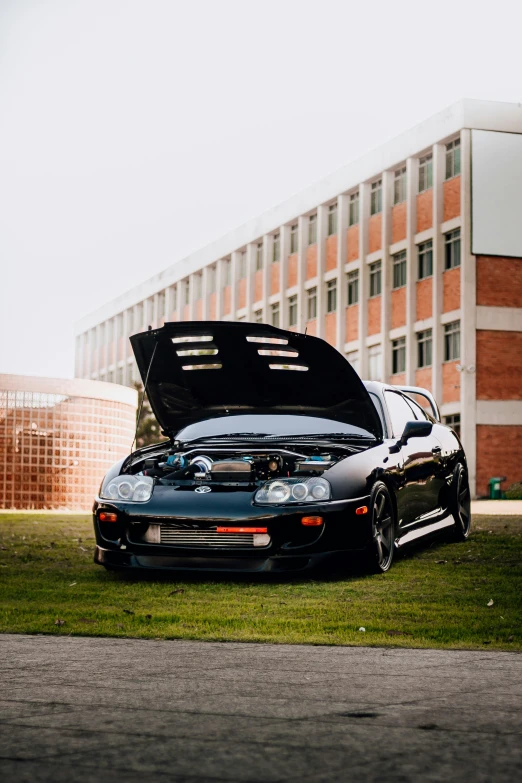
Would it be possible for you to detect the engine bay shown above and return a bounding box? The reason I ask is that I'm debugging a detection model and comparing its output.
[125,443,351,486]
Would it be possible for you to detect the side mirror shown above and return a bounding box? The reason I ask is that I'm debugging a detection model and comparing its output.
[400,420,433,444]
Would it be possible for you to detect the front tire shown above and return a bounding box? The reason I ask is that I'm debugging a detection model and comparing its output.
[364,482,396,573]
[451,464,471,541]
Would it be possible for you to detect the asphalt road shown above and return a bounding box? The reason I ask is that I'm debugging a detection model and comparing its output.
[0,635,520,782]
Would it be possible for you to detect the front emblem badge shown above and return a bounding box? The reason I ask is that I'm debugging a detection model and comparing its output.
[195,486,211,493]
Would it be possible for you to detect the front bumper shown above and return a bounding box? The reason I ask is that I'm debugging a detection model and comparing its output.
[93,494,372,574]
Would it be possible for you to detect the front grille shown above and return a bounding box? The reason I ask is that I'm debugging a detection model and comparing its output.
[156,526,269,549]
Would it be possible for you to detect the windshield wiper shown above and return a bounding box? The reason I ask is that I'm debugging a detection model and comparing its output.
[183,432,270,443]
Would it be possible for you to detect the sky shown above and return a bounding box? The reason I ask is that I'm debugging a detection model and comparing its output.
[1,0,521,379]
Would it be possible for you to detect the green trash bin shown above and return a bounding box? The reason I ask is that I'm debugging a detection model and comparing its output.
[488,477,506,499]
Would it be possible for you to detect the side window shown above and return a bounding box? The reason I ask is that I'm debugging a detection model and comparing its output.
[405,396,429,421]
[385,391,418,437]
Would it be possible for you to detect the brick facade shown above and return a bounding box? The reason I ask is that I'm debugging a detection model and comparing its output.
[443,267,460,313]
[271,261,280,295]
[347,225,359,262]
[287,254,298,288]
[326,235,337,271]
[391,287,406,329]
[345,304,358,341]
[306,244,317,279]
[442,360,460,403]
[416,189,433,233]
[391,202,406,244]
[443,175,460,222]
[476,425,522,497]
[368,214,382,253]
[476,331,522,400]
[368,296,381,335]
[476,256,522,308]
[416,278,432,321]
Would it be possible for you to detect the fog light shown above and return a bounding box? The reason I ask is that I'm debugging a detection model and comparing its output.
[355,506,368,515]
[143,524,161,543]
[253,534,271,547]
[301,516,324,526]
[99,512,118,523]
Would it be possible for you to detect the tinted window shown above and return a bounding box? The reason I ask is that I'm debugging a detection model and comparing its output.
[385,392,417,437]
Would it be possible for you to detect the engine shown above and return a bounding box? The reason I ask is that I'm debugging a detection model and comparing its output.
[130,446,342,485]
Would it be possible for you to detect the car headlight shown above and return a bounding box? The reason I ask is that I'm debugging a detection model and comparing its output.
[254,477,331,505]
[101,474,154,503]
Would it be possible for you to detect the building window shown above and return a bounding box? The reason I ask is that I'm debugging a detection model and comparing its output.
[326,279,337,313]
[418,154,433,192]
[307,287,317,320]
[369,261,382,297]
[290,224,298,254]
[444,320,460,361]
[327,203,337,236]
[238,252,247,279]
[346,351,359,375]
[393,167,407,205]
[254,309,263,323]
[255,242,263,271]
[272,233,280,263]
[223,258,231,286]
[392,337,406,375]
[183,282,190,306]
[418,240,433,279]
[417,329,433,368]
[348,192,359,226]
[271,302,280,328]
[308,214,317,245]
[443,413,461,437]
[392,251,407,289]
[445,138,461,179]
[445,229,461,269]
[288,295,297,326]
[347,270,359,305]
[370,180,382,215]
[368,344,382,381]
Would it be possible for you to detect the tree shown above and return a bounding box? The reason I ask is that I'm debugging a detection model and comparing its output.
[133,382,162,448]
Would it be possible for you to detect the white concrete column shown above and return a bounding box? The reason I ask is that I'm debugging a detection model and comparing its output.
[261,238,269,324]
[297,216,307,332]
[202,266,209,320]
[231,251,239,319]
[216,260,223,320]
[245,244,254,322]
[188,274,195,320]
[336,194,348,351]
[152,293,159,329]
[459,129,477,497]
[381,170,393,381]
[316,205,326,339]
[175,282,183,322]
[122,309,130,384]
[279,225,289,327]
[358,183,369,378]
[432,143,445,402]
[405,157,418,385]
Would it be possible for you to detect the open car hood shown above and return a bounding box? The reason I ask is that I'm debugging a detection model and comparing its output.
[130,321,383,439]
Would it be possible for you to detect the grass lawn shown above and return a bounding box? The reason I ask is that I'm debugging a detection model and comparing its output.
[0,512,520,650]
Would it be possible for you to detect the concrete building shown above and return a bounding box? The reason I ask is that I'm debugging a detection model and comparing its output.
[75,99,522,498]
[0,375,137,510]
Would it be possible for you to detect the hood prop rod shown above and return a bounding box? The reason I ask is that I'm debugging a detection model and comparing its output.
[130,338,158,456]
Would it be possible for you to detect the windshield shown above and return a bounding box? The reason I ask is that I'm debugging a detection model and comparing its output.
[176,414,375,441]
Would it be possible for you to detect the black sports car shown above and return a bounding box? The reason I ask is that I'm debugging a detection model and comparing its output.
[93,321,471,574]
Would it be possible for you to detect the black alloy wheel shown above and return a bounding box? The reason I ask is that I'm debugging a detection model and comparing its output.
[366,482,396,573]
[452,464,471,541]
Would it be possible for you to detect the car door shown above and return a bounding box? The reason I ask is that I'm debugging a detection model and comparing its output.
[384,391,439,531]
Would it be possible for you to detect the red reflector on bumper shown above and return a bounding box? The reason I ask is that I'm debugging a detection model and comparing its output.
[216,527,268,534]
[355,506,368,515]
[99,512,118,523]
[301,516,324,527]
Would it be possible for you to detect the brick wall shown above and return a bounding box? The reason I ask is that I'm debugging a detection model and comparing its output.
[443,267,460,312]
[183,304,190,321]
[416,190,433,233]
[390,372,405,386]
[195,299,203,320]
[326,236,337,271]
[477,256,522,308]
[287,254,298,288]
[442,360,460,403]
[476,331,522,400]
[271,261,280,295]
[369,214,382,253]
[368,296,381,335]
[254,269,263,303]
[443,176,460,222]
[391,202,406,244]
[306,318,317,336]
[325,312,336,345]
[391,287,406,329]
[347,225,359,262]
[238,278,246,309]
[415,367,432,392]
[345,304,358,342]
[416,278,432,321]
[476,425,522,497]
[306,244,317,279]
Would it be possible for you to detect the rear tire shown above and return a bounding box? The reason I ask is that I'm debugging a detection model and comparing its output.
[364,482,396,573]
[450,464,471,541]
